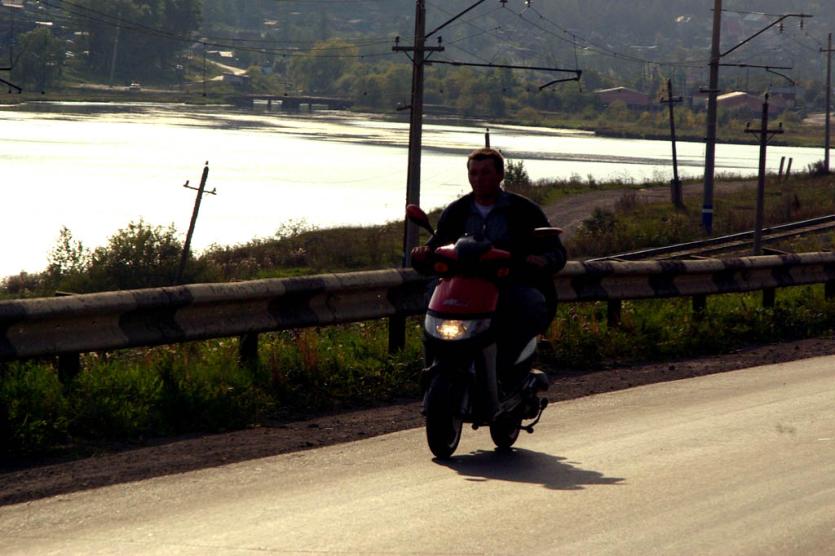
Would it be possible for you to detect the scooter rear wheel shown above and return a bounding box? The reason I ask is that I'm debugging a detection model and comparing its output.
[424,374,463,459]
[489,413,521,449]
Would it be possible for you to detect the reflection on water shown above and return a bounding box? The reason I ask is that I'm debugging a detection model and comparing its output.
[0,102,823,277]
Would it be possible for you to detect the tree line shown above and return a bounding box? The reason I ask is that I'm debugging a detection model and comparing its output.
[3,0,832,114]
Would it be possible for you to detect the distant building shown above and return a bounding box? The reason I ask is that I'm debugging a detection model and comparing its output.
[593,87,653,109]
[716,91,763,113]
[715,91,790,114]
[207,50,235,60]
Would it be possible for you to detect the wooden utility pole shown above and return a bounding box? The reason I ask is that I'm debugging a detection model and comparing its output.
[661,78,684,209]
[176,162,215,284]
[702,0,723,235]
[822,33,833,174]
[745,95,783,256]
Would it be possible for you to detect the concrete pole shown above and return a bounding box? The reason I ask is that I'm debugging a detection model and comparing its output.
[753,97,770,256]
[389,0,427,353]
[108,12,122,88]
[703,0,723,235]
[665,79,684,209]
[824,33,832,173]
[402,0,426,267]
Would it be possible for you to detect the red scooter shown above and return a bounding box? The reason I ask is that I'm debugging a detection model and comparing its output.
[407,205,560,459]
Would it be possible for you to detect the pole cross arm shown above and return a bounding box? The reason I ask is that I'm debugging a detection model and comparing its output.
[718,63,796,85]
[720,13,813,58]
[392,46,445,53]
[539,73,582,90]
[718,63,792,70]
[426,60,581,89]
[427,60,580,74]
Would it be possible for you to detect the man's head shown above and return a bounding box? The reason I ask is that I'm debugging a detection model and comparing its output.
[467,148,504,205]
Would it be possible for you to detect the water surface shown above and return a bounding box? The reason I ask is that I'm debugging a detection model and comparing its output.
[0,102,823,277]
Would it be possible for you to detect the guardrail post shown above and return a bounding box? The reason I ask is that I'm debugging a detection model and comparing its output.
[239,333,259,370]
[57,353,81,386]
[762,287,776,308]
[826,281,835,300]
[388,315,406,353]
[607,300,622,328]
[692,294,707,319]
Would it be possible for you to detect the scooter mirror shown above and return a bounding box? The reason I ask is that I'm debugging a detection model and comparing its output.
[406,204,435,235]
[532,226,563,238]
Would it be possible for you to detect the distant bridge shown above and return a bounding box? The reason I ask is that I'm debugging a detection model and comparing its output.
[227,94,354,112]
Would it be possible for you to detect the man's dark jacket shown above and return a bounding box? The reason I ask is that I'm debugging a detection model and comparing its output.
[426,190,567,300]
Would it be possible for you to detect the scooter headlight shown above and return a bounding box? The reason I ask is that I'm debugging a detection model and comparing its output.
[425,315,491,341]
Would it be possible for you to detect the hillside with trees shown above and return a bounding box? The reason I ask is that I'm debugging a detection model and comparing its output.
[1,1,832,117]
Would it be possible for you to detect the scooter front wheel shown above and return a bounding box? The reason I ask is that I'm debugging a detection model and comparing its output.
[424,374,463,459]
[489,413,521,449]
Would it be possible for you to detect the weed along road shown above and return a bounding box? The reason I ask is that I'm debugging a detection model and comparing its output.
[3,358,834,554]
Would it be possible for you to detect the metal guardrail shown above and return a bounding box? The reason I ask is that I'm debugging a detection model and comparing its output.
[2,252,835,365]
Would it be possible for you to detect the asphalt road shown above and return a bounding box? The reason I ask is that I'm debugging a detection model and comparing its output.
[3,357,834,555]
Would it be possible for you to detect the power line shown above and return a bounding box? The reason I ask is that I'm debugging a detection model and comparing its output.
[522,5,707,69]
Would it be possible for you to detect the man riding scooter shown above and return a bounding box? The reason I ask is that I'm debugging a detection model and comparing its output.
[411,147,567,385]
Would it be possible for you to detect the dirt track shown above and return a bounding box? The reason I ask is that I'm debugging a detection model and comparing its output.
[544,179,758,239]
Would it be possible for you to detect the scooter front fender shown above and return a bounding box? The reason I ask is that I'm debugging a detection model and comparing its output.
[420,361,472,418]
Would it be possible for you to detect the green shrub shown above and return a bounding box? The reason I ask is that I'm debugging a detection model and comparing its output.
[69,359,164,438]
[155,342,271,432]
[0,362,68,456]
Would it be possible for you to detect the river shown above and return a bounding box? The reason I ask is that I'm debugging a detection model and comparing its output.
[0,102,823,278]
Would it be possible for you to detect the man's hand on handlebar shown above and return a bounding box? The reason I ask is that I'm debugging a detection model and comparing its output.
[411,245,433,264]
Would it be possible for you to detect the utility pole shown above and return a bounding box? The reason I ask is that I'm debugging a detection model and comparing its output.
[702,0,722,235]
[701,4,811,234]
[661,78,684,209]
[176,162,216,284]
[822,33,833,174]
[202,42,207,97]
[387,0,443,353]
[745,95,783,256]
[393,0,444,268]
[108,11,122,88]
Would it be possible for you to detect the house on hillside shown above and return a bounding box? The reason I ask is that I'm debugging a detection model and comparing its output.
[716,91,789,114]
[593,87,652,109]
[717,91,762,113]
